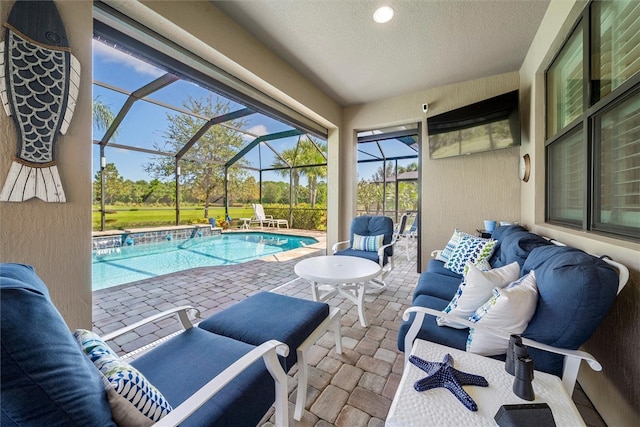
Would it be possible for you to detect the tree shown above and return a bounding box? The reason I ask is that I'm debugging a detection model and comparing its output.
[93,97,118,139]
[270,146,298,206]
[357,179,383,214]
[144,96,249,218]
[299,138,327,208]
[270,136,327,207]
[93,163,124,205]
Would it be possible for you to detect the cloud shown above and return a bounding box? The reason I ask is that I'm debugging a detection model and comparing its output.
[93,40,164,78]
[244,124,269,140]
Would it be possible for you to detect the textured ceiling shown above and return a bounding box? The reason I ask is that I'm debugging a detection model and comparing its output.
[213,0,550,107]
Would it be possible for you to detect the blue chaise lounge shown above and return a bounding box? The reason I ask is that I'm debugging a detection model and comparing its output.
[0,263,290,427]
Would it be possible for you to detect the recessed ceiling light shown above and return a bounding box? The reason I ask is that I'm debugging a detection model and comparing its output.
[373,6,394,24]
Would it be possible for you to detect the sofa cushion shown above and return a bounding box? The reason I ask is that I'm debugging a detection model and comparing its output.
[131,327,275,427]
[335,247,388,266]
[489,224,528,242]
[397,294,469,352]
[466,271,539,356]
[0,263,115,427]
[522,246,619,350]
[412,271,462,302]
[198,291,329,371]
[489,229,551,268]
[74,329,173,426]
[444,235,497,275]
[437,261,520,329]
[426,259,463,279]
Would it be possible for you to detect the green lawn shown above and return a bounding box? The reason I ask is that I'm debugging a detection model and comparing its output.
[93,206,255,231]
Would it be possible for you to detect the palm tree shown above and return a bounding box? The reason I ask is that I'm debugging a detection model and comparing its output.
[298,137,327,208]
[93,97,116,135]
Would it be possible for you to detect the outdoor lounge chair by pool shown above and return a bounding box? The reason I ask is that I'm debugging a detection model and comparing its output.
[252,203,289,228]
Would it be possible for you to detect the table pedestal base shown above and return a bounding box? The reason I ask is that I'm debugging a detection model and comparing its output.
[310,282,369,327]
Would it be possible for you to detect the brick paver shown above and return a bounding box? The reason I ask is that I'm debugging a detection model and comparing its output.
[91,230,599,426]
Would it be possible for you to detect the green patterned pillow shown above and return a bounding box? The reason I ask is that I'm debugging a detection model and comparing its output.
[444,235,497,275]
[74,329,173,426]
[352,233,384,252]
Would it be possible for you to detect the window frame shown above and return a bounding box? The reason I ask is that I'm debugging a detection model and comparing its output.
[545,2,640,241]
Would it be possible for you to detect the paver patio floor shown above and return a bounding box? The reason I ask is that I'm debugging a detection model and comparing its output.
[92,229,604,426]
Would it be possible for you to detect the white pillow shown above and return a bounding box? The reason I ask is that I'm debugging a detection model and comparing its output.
[74,329,173,426]
[466,271,538,356]
[438,261,520,329]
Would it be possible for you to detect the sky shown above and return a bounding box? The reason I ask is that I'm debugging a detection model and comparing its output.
[92,39,416,184]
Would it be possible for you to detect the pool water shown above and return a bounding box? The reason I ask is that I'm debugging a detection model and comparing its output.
[92,232,317,290]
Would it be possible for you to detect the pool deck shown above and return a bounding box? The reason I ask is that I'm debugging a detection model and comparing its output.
[92,228,605,427]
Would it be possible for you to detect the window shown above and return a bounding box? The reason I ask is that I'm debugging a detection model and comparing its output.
[593,89,640,238]
[546,27,583,138]
[547,127,584,225]
[546,1,640,240]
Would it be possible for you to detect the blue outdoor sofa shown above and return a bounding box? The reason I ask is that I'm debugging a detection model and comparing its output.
[398,224,629,393]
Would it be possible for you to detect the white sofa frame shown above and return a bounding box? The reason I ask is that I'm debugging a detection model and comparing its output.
[404,245,629,394]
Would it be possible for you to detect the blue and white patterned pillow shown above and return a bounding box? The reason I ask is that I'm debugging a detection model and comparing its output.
[74,329,173,426]
[437,261,519,329]
[466,271,538,356]
[444,235,497,275]
[436,229,477,262]
[438,281,466,327]
[352,233,384,252]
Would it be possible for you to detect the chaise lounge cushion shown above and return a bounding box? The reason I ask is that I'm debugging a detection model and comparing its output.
[0,263,115,427]
[131,327,275,427]
[198,291,329,371]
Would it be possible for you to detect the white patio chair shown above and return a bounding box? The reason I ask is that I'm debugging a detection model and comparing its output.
[252,203,288,229]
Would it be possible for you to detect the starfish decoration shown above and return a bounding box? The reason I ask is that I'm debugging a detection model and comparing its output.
[409,353,489,411]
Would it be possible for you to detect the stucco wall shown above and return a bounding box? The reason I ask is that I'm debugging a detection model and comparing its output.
[0,0,93,329]
[519,1,640,425]
[344,72,521,269]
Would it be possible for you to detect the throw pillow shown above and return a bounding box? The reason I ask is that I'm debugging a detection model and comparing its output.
[352,233,384,252]
[437,261,520,329]
[74,329,173,426]
[436,229,477,262]
[444,235,497,275]
[466,271,538,356]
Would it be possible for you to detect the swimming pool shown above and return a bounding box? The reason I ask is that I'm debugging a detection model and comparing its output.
[92,232,317,290]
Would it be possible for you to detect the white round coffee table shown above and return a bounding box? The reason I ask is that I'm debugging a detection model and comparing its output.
[294,255,381,327]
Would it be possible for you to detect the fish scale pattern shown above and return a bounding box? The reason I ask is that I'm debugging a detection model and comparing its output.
[8,30,67,164]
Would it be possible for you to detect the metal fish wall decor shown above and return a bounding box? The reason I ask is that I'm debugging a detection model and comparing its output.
[0,0,80,202]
